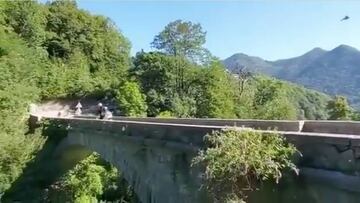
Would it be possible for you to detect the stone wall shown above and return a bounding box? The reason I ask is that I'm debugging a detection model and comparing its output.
[75,115,360,135]
[110,117,302,132]
[302,120,360,135]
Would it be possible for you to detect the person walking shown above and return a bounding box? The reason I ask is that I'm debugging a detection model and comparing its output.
[97,103,105,119]
[104,106,113,120]
[75,101,82,115]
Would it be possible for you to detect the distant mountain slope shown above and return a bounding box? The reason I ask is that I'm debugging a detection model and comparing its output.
[274,77,330,120]
[223,45,360,108]
[272,47,327,79]
[223,53,278,75]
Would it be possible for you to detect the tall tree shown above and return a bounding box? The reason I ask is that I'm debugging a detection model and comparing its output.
[116,81,148,117]
[132,51,199,116]
[253,77,297,120]
[131,52,176,116]
[151,20,209,62]
[327,96,351,120]
[195,61,236,118]
[151,20,211,93]
[233,64,253,97]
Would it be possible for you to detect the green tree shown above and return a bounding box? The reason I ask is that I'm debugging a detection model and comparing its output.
[0,29,46,195]
[45,0,130,90]
[56,153,123,203]
[132,51,199,116]
[253,77,297,120]
[327,96,351,120]
[0,1,133,199]
[2,0,131,98]
[171,94,197,118]
[229,69,257,119]
[151,19,210,63]
[2,0,47,47]
[256,96,297,120]
[132,52,173,89]
[116,81,148,117]
[151,20,211,96]
[195,61,236,118]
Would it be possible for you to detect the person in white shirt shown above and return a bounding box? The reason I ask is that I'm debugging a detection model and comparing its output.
[104,106,113,120]
[75,101,82,115]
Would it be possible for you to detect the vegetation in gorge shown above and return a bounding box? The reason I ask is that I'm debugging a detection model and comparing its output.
[192,129,298,202]
[62,156,107,202]
[0,0,132,201]
[0,28,46,196]
[49,153,137,203]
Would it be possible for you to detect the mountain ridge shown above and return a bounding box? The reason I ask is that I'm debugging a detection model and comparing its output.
[223,44,360,108]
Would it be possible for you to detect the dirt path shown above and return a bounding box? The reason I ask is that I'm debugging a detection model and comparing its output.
[31,98,118,117]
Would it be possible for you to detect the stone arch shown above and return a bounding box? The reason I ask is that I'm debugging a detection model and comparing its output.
[64,127,209,203]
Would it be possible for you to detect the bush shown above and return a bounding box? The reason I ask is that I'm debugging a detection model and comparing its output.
[156,111,174,118]
[171,95,196,118]
[116,81,148,117]
[52,153,134,203]
[255,97,297,120]
[327,96,352,120]
[192,129,298,202]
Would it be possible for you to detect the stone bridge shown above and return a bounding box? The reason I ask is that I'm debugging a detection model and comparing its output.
[30,115,360,203]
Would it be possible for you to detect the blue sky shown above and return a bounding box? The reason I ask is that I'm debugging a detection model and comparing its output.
[76,0,360,60]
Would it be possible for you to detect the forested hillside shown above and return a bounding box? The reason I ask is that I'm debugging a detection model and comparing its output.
[0,1,333,202]
[0,1,132,201]
[223,45,360,108]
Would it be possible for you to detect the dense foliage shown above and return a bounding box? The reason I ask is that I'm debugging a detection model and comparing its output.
[195,61,237,118]
[59,154,112,202]
[192,129,298,202]
[132,50,329,120]
[327,96,352,120]
[151,19,211,64]
[50,153,137,203]
[116,81,147,116]
[2,0,130,99]
[0,29,46,195]
[254,77,330,120]
[0,0,131,200]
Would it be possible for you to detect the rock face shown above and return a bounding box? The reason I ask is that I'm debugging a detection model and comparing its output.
[223,45,360,108]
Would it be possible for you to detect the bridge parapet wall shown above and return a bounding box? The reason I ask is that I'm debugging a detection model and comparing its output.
[110,117,302,132]
[74,116,360,135]
[302,120,360,135]
[51,117,224,149]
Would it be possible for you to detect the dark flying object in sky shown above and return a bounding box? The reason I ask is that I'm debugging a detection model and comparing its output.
[341,16,350,21]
